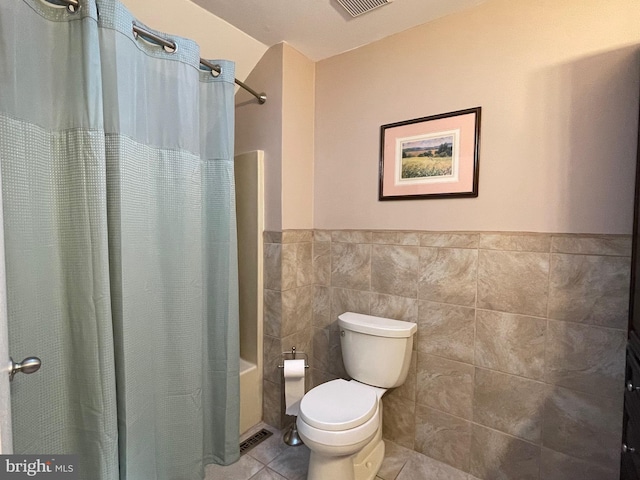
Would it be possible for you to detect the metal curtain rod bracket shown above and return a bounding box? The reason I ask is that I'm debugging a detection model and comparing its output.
[132,24,266,104]
[199,58,267,105]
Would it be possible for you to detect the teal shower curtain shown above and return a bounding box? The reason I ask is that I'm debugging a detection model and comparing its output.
[0,1,240,478]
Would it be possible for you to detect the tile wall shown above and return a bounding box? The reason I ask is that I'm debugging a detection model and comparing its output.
[263,229,631,480]
[263,230,314,428]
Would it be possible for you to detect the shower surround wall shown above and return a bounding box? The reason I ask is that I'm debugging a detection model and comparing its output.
[264,229,630,479]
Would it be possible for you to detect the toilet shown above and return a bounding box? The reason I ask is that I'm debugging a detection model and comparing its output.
[297,312,417,480]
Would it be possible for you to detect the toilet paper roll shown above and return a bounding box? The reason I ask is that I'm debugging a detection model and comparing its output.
[283,359,306,416]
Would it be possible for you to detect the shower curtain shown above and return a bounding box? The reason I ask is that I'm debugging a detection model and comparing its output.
[0,1,240,478]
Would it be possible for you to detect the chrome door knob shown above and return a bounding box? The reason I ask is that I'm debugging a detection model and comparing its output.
[623,443,636,454]
[627,381,640,392]
[9,356,41,381]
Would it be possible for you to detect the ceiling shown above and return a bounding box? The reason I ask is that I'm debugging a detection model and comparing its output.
[192,0,486,61]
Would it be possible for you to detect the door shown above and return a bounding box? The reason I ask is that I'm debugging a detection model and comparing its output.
[0,166,12,453]
[0,163,41,454]
[621,93,640,479]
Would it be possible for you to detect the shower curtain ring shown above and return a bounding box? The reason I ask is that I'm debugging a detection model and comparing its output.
[67,1,79,13]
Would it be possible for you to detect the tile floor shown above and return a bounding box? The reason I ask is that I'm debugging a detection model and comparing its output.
[205,422,474,480]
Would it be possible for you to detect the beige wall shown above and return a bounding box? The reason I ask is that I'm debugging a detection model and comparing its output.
[236,44,285,231]
[314,0,640,234]
[282,46,315,230]
[236,43,315,231]
[120,0,268,83]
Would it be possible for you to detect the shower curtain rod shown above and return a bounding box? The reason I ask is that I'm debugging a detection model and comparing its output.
[132,25,267,105]
[56,0,267,104]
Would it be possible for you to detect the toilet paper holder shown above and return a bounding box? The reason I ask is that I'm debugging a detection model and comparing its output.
[279,346,308,447]
[277,346,309,369]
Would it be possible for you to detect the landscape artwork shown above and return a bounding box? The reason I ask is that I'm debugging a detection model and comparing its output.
[399,134,455,181]
[379,107,481,200]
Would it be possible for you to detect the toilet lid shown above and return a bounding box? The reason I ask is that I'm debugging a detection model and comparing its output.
[299,379,378,431]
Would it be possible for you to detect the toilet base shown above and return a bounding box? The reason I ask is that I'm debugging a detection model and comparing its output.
[307,450,355,480]
[354,435,385,480]
[306,432,385,480]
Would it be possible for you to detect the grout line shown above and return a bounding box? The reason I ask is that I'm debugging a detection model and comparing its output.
[539,245,550,480]
[413,400,542,448]
[473,245,479,367]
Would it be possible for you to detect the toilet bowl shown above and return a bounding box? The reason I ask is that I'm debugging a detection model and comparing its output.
[297,379,386,480]
[297,312,417,480]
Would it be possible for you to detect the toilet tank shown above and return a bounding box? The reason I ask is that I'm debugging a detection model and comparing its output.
[338,312,417,389]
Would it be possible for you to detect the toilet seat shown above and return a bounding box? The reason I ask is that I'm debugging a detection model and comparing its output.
[299,379,378,431]
[297,406,380,448]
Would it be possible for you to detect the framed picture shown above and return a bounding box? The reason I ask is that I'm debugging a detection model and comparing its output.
[379,107,481,200]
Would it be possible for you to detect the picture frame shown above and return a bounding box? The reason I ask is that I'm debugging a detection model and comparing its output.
[379,107,481,200]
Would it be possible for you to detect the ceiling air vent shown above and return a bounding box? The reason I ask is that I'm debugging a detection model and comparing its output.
[336,0,394,17]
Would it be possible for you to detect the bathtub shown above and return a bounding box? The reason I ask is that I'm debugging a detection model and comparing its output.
[239,357,261,434]
[235,150,265,436]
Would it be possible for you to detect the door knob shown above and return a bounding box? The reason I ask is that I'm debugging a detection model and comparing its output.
[9,356,41,381]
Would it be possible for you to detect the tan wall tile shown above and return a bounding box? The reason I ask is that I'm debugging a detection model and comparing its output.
[395,451,469,480]
[311,326,331,373]
[398,231,421,246]
[314,229,332,242]
[544,320,625,396]
[332,230,372,243]
[312,240,331,286]
[263,334,282,384]
[280,329,312,358]
[475,310,546,380]
[382,394,416,450]
[414,405,472,472]
[470,424,540,480]
[540,447,619,480]
[312,318,347,379]
[282,229,313,243]
[312,285,331,328]
[263,231,282,244]
[331,242,371,290]
[377,441,414,480]
[479,232,551,252]
[371,244,419,297]
[281,285,313,337]
[372,231,399,244]
[551,234,632,256]
[416,354,474,419]
[309,367,337,389]
[281,243,298,291]
[417,301,475,364]
[263,288,282,337]
[473,368,548,443]
[263,243,282,291]
[371,231,421,246]
[477,250,549,316]
[548,253,630,329]
[542,386,623,471]
[330,287,371,320]
[419,247,478,306]
[419,232,479,249]
[263,379,283,429]
[370,293,419,324]
[296,242,313,287]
